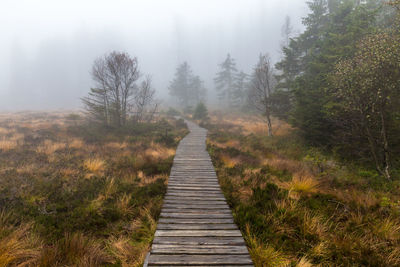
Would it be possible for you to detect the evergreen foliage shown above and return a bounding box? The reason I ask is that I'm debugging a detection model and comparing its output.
[275,0,400,176]
[193,102,208,120]
[214,54,238,107]
[169,62,206,108]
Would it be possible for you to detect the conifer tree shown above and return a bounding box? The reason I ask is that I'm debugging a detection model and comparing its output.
[169,62,206,108]
[214,54,238,107]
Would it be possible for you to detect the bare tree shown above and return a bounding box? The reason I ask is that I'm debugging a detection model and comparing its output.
[83,51,140,127]
[132,76,159,123]
[248,54,275,136]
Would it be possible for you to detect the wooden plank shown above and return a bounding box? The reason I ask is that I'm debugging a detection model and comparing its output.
[152,236,246,246]
[147,254,253,265]
[157,224,238,230]
[162,204,229,210]
[161,209,232,214]
[160,213,233,219]
[151,244,248,254]
[155,230,242,237]
[158,218,234,224]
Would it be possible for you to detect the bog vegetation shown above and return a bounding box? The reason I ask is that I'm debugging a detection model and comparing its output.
[0,111,187,266]
[205,112,400,266]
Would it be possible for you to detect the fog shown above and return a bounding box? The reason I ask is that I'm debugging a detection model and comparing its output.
[0,0,308,110]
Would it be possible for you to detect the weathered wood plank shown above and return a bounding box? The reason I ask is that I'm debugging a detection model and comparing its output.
[147,254,253,265]
[158,218,234,224]
[157,223,238,230]
[160,213,233,219]
[155,230,242,237]
[162,209,232,214]
[152,236,246,246]
[151,244,248,254]
[162,204,229,210]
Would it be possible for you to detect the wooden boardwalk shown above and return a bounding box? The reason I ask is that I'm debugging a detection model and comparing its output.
[146,120,253,266]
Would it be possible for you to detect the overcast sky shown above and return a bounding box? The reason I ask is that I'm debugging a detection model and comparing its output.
[0,0,309,110]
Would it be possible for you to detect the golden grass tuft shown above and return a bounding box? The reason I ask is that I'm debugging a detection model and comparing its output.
[84,158,105,175]
[0,138,18,151]
[300,211,329,239]
[116,194,133,216]
[373,217,400,241]
[39,233,112,267]
[144,142,175,160]
[109,236,145,267]
[0,211,42,267]
[36,139,66,155]
[106,142,128,150]
[296,257,313,267]
[245,225,290,267]
[282,174,320,198]
[220,154,240,168]
[69,138,84,149]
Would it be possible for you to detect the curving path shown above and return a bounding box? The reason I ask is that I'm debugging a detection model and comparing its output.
[145,120,253,266]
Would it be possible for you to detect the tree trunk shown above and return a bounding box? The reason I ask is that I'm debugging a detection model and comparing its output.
[380,111,391,180]
[266,109,273,137]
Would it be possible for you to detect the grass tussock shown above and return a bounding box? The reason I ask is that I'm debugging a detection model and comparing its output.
[0,211,42,267]
[84,158,105,175]
[0,138,18,151]
[36,140,66,155]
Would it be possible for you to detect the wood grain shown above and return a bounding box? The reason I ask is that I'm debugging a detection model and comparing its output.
[145,120,253,266]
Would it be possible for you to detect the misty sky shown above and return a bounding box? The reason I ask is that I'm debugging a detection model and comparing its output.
[0,0,309,110]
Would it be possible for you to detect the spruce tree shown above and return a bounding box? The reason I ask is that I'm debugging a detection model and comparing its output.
[169,62,207,108]
[169,62,192,107]
[214,54,238,107]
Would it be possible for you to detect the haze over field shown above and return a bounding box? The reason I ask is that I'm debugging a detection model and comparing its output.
[0,0,308,110]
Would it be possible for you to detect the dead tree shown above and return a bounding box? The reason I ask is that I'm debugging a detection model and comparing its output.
[132,76,159,123]
[248,54,275,136]
[83,51,140,127]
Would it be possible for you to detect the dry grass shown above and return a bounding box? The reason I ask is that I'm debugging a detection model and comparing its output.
[245,225,290,267]
[108,236,142,267]
[0,138,18,151]
[335,189,379,209]
[84,158,105,175]
[116,194,133,216]
[263,158,307,176]
[220,154,240,168]
[144,142,175,160]
[373,217,400,241]
[296,257,313,267]
[39,233,112,267]
[68,138,84,149]
[36,140,66,155]
[0,211,42,267]
[300,211,329,239]
[106,142,128,150]
[280,174,320,199]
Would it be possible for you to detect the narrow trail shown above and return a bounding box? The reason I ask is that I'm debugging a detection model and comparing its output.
[146,120,253,266]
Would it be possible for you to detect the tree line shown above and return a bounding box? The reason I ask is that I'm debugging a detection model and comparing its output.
[275,0,400,179]
[167,0,400,179]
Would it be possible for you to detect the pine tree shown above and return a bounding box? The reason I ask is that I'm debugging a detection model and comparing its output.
[232,71,248,107]
[214,54,238,107]
[169,62,192,107]
[189,75,207,106]
[169,62,207,108]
